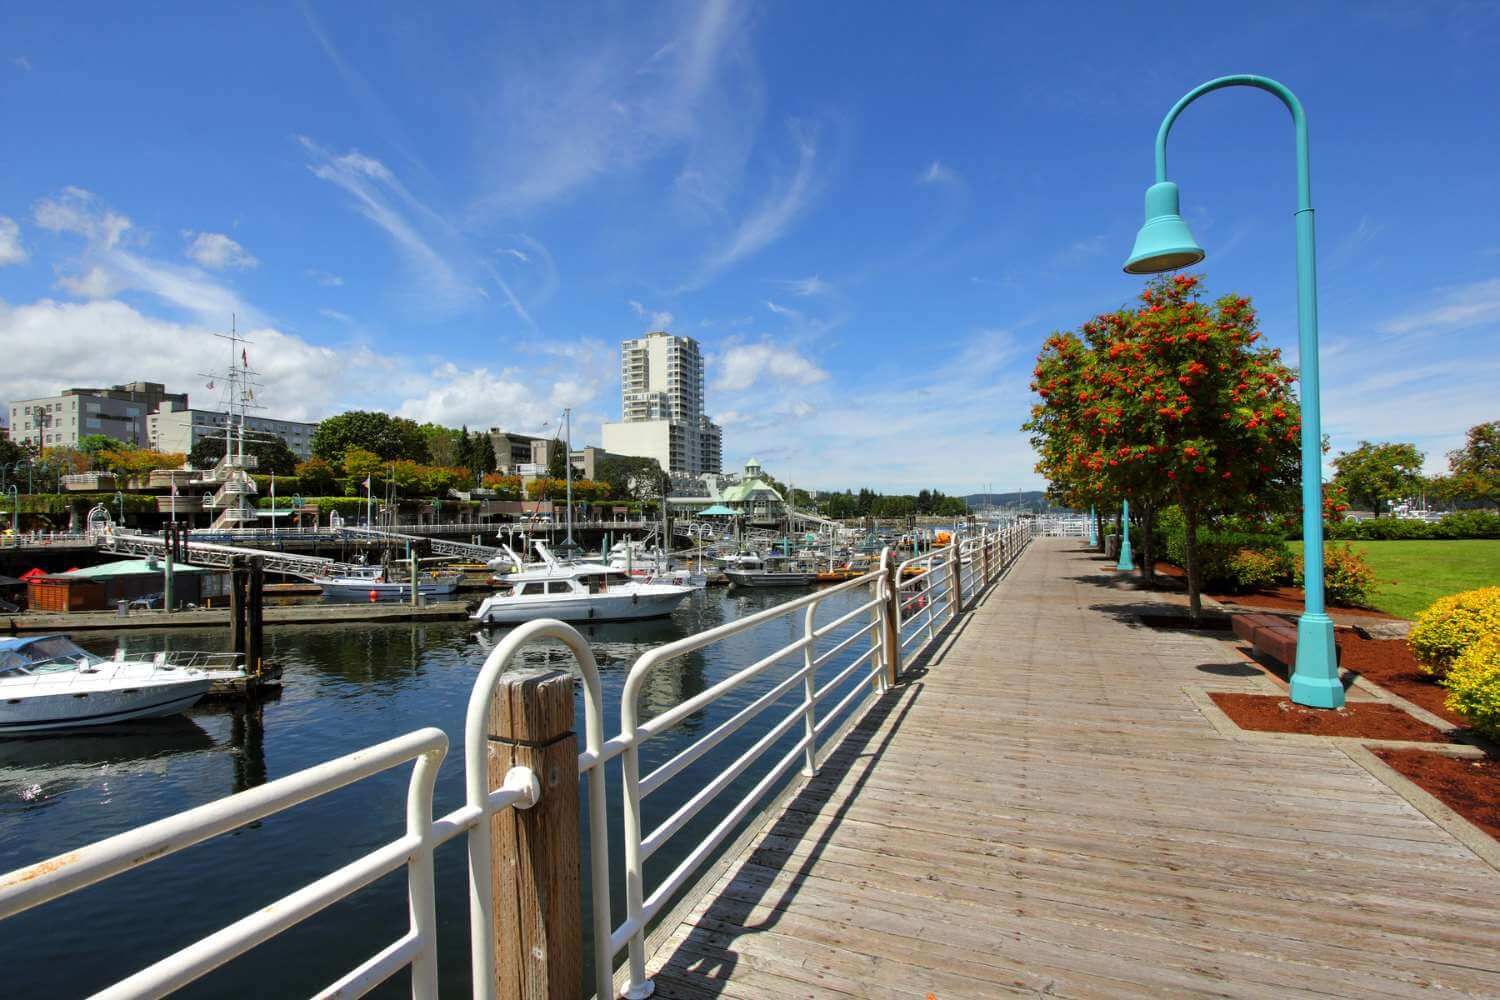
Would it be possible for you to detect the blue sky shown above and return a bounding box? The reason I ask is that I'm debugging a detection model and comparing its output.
[1,2,1497,492]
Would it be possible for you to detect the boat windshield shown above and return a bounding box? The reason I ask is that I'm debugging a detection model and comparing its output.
[0,637,103,676]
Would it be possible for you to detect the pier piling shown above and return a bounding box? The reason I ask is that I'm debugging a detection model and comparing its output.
[487,669,581,999]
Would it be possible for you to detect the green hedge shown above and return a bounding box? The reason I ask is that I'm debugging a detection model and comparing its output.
[1158,507,1294,592]
[1287,511,1500,541]
[11,492,157,515]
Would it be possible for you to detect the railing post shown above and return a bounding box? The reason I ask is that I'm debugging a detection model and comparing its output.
[948,544,962,619]
[488,669,580,1000]
[882,553,902,685]
[800,605,818,776]
[983,531,993,584]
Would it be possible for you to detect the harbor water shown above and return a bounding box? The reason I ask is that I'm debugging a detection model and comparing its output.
[0,582,882,997]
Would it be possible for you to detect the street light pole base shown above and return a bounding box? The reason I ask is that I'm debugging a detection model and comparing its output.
[1290,612,1344,708]
[1115,539,1134,572]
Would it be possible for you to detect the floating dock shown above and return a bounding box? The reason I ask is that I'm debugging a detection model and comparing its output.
[2,600,472,633]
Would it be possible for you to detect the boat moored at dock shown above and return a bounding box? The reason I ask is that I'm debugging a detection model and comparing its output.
[0,635,247,735]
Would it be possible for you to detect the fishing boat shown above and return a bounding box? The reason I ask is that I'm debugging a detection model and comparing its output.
[471,543,692,625]
[723,553,820,588]
[0,635,246,736]
[315,567,462,599]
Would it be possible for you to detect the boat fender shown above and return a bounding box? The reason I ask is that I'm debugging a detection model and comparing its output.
[588,607,596,619]
[632,593,639,605]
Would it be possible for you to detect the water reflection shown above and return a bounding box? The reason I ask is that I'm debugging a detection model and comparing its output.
[0,718,217,813]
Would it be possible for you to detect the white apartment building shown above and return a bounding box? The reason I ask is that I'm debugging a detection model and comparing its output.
[8,382,188,450]
[148,403,318,460]
[602,331,723,477]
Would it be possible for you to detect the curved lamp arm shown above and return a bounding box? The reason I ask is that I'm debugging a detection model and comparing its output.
[1155,74,1311,213]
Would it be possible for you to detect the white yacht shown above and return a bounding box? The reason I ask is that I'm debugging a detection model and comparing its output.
[0,635,246,736]
[471,543,692,625]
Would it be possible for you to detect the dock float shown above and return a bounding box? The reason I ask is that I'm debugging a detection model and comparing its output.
[2,600,472,633]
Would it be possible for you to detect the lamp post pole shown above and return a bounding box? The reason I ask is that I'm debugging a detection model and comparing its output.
[1116,498,1134,571]
[1087,504,1097,546]
[1126,74,1339,708]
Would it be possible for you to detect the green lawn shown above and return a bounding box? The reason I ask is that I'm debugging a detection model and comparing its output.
[1288,539,1500,620]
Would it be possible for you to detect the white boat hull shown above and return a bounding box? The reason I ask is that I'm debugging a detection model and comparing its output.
[317,577,460,598]
[0,679,216,735]
[471,588,690,624]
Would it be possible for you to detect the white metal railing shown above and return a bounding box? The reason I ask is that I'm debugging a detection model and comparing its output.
[0,641,551,1000]
[0,526,1032,1000]
[0,530,94,548]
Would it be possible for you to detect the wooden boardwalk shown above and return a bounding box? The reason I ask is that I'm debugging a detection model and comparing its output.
[643,539,1500,998]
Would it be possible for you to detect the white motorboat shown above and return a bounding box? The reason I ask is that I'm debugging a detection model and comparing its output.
[316,568,462,599]
[471,543,692,625]
[0,635,246,736]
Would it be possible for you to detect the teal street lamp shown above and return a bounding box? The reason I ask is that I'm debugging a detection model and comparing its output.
[1125,74,1341,709]
[1088,504,1097,546]
[1116,498,1134,571]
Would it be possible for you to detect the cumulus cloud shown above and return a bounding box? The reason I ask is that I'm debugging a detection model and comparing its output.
[713,341,828,392]
[0,295,608,431]
[629,299,675,331]
[0,216,27,266]
[183,231,259,270]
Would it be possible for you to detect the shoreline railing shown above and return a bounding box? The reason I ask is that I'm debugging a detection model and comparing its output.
[0,524,1032,999]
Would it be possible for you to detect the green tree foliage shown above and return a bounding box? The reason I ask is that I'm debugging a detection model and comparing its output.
[294,457,339,495]
[76,434,119,457]
[340,446,384,479]
[545,439,567,480]
[1447,421,1499,508]
[419,423,464,467]
[310,411,427,464]
[1332,440,1425,516]
[596,455,665,501]
[188,432,299,475]
[818,488,967,519]
[1025,274,1302,619]
[0,434,24,466]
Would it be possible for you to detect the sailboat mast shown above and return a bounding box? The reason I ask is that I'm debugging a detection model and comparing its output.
[563,407,574,546]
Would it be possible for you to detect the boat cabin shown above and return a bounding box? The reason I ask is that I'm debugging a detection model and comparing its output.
[494,569,636,598]
[0,635,102,676]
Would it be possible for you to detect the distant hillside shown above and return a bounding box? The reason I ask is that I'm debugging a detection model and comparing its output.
[963,491,1066,512]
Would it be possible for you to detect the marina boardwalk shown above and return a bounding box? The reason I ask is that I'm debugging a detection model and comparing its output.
[642,538,1500,998]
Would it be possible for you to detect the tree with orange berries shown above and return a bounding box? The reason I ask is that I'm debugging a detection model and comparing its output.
[1028,274,1302,619]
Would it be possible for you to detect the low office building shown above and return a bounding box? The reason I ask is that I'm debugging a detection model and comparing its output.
[147,404,318,459]
[9,381,187,450]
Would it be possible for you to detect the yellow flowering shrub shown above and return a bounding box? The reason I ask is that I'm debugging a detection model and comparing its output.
[1408,586,1500,677]
[1443,633,1500,740]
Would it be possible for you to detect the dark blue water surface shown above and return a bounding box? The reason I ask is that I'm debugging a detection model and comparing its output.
[0,583,882,997]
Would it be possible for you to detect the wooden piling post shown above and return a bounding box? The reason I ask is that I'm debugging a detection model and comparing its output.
[488,669,581,1000]
[246,557,264,676]
[229,558,247,656]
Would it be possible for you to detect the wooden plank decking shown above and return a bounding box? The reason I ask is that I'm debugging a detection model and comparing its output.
[643,538,1500,998]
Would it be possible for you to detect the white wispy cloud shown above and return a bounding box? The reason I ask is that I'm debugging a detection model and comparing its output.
[0,216,26,266]
[712,340,828,392]
[183,231,259,270]
[697,121,819,281]
[764,299,803,322]
[470,0,758,218]
[1054,234,1107,264]
[780,274,830,297]
[499,248,529,263]
[33,187,257,324]
[918,160,959,185]
[306,268,344,287]
[301,137,486,313]
[11,56,31,72]
[319,307,353,323]
[1381,277,1500,335]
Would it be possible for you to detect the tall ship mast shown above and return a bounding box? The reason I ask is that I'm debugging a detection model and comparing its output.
[198,318,264,530]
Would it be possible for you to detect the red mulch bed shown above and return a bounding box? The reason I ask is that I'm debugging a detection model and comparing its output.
[1212,585,1402,620]
[1337,633,1471,728]
[1209,693,1452,742]
[1373,749,1500,842]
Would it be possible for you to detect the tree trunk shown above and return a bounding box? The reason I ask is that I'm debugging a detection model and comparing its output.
[1138,499,1156,585]
[1096,508,1106,552]
[1182,498,1202,622]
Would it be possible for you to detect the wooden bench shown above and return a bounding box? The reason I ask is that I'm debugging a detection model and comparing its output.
[1232,611,1341,671]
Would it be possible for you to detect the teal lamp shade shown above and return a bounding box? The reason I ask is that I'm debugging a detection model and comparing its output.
[1123,181,1205,274]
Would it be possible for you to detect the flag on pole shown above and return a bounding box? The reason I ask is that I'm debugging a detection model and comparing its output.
[205,379,215,390]
[363,476,373,493]
[242,348,248,367]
